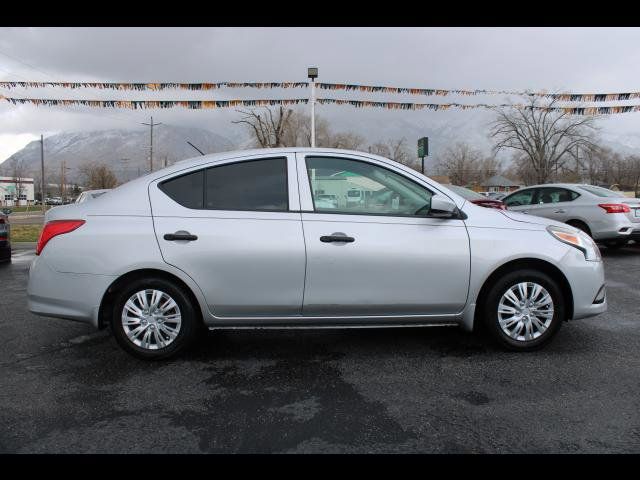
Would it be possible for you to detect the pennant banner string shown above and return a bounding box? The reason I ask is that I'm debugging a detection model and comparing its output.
[0,95,309,109]
[2,95,640,115]
[1,80,639,103]
[0,81,309,91]
[316,83,640,102]
[316,98,640,115]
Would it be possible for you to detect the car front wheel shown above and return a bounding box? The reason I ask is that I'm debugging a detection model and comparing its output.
[482,269,565,351]
[111,277,200,360]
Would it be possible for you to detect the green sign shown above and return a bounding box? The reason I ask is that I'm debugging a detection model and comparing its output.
[418,137,429,158]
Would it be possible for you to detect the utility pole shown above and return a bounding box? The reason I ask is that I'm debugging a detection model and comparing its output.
[40,134,45,214]
[308,67,318,148]
[120,158,130,183]
[141,116,162,173]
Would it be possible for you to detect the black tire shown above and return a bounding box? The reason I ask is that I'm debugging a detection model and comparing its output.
[566,220,591,237]
[603,239,628,250]
[482,269,565,351]
[110,276,200,360]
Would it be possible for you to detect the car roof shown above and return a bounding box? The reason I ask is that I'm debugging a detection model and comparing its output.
[513,183,604,190]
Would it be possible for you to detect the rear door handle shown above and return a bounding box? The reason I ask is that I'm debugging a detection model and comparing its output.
[554,209,566,213]
[164,231,198,241]
[320,234,355,243]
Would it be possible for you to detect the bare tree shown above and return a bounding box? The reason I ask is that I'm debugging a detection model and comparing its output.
[477,156,502,183]
[368,137,415,168]
[437,142,484,186]
[232,107,295,148]
[490,97,598,184]
[78,161,118,190]
[9,158,27,205]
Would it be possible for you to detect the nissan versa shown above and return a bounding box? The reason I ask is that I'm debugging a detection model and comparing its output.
[27,148,607,359]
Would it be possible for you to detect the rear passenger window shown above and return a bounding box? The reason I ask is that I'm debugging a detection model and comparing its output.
[159,169,204,209]
[205,158,288,211]
[159,157,289,211]
[537,187,580,204]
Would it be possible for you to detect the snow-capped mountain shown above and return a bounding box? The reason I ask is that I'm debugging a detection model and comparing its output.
[4,125,235,182]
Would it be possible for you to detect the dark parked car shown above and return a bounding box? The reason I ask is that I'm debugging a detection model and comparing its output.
[0,208,11,263]
[444,184,506,210]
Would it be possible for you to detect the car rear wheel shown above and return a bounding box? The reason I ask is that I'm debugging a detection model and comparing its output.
[603,239,628,249]
[110,277,199,360]
[482,269,564,351]
[566,220,591,237]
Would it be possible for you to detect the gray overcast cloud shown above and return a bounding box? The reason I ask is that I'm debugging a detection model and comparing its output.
[1,27,640,162]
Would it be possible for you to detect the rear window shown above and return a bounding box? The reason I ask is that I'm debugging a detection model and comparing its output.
[446,185,485,201]
[578,185,622,198]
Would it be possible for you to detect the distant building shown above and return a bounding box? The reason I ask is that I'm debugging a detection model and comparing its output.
[476,175,522,194]
[428,175,451,184]
[0,176,35,206]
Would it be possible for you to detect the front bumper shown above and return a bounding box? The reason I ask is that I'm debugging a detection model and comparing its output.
[27,255,116,328]
[560,249,607,320]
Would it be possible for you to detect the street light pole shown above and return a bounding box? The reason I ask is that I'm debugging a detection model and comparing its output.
[308,67,318,148]
[40,134,45,214]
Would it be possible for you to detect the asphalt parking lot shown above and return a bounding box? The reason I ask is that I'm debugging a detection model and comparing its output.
[1,244,640,454]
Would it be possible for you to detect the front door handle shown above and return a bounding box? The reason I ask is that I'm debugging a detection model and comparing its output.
[320,234,355,243]
[164,231,198,241]
[554,209,566,213]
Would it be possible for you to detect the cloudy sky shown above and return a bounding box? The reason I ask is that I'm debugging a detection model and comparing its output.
[1,27,640,163]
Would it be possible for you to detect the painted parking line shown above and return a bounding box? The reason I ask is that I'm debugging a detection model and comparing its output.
[12,251,34,258]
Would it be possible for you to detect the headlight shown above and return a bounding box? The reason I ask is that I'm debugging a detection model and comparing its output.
[547,225,601,262]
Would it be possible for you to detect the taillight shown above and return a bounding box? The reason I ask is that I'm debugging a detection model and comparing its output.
[36,220,85,255]
[598,203,630,214]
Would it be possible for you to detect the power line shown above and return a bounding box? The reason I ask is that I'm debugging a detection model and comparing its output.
[0,48,57,80]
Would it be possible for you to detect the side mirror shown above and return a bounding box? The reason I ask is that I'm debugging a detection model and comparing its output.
[429,194,460,219]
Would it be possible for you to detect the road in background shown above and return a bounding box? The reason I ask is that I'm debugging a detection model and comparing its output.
[1,246,639,453]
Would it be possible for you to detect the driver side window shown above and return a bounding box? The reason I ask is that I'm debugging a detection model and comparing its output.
[306,156,433,216]
[504,189,536,207]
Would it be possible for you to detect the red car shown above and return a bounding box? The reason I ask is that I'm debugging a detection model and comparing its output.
[444,185,506,210]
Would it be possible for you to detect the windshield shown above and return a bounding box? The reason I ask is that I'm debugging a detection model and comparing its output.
[445,184,485,200]
[577,185,622,198]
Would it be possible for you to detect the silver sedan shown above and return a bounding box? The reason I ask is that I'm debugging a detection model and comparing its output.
[503,183,640,248]
[27,148,606,359]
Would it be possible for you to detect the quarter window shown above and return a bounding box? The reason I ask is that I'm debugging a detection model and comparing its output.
[306,156,433,216]
[159,169,204,209]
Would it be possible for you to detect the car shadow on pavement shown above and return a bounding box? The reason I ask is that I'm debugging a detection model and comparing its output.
[600,243,640,258]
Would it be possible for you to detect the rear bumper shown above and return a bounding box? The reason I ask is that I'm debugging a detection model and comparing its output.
[27,255,116,328]
[591,216,635,241]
